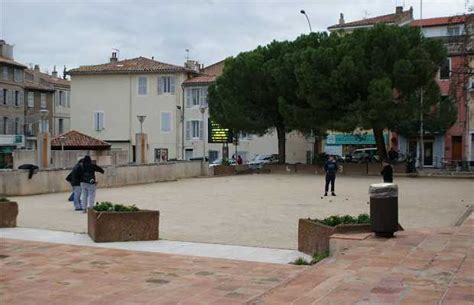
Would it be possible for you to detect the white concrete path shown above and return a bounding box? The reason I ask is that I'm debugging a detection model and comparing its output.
[0,227,311,265]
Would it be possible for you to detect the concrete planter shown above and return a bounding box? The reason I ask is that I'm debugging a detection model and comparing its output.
[295,164,323,175]
[212,165,235,176]
[0,201,18,228]
[298,218,371,255]
[263,164,297,174]
[88,209,159,242]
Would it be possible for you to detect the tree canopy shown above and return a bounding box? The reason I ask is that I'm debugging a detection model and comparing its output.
[208,24,456,163]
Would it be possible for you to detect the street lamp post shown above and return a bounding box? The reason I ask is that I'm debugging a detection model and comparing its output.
[59,136,66,151]
[200,105,208,163]
[137,115,146,133]
[300,10,312,33]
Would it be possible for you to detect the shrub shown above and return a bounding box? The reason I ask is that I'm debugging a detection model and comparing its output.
[221,158,231,166]
[291,251,329,265]
[310,214,370,227]
[93,201,140,212]
[0,198,10,202]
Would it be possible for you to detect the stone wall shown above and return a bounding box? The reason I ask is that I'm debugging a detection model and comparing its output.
[0,161,205,196]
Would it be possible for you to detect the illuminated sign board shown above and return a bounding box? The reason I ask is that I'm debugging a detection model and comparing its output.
[208,121,233,143]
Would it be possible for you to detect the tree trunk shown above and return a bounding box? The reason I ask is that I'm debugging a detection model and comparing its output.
[373,128,388,162]
[276,125,286,164]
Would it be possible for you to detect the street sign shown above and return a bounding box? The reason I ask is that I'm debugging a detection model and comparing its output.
[208,121,233,143]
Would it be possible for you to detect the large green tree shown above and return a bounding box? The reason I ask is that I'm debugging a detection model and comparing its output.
[296,24,454,160]
[208,40,303,163]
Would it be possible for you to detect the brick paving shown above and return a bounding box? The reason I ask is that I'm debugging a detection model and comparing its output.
[1,215,472,305]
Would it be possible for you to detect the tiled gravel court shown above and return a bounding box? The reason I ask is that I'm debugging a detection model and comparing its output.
[11,174,474,249]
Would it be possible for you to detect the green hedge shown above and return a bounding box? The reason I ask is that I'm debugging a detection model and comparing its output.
[310,213,370,227]
[93,201,140,212]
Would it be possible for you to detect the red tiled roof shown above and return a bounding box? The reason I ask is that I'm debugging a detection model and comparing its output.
[39,72,70,87]
[0,56,28,68]
[24,80,55,92]
[328,9,412,30]
[202,60,225,77]
[183,74,216,86]
[51,130,111,150]
[411,15,471,27]
[68,56,187,75]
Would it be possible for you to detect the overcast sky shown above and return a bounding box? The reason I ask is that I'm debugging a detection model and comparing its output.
[0,0,470,75]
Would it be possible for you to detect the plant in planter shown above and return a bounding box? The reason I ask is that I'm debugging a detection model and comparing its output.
[298,214,371,255]
[0,197,19,228]
[88,201,159,242]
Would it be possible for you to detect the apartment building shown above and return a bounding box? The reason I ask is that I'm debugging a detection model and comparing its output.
[69,53,194,162]
[0,40,27,168]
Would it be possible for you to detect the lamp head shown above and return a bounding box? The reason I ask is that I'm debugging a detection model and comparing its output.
[300,10,306,14]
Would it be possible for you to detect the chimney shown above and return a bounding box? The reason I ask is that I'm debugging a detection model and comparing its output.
[34,64,40,72]
[396,6,403,14]
[110,52,118,63]
[409,6,413,18]
[184,60,200,72]
[52,66,58,78]
[339,13,345,25]
[0,40,14,59]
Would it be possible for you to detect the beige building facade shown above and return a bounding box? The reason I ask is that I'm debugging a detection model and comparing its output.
[69,55,193,162]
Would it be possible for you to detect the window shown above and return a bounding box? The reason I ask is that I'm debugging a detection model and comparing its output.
[2,67,8,80]
[447,26,461,36]
[59,91,64,106]
[138,76,147,95]
[1,117,7,134]
[58,119,64,134]
[158,76,176,94]
[191,88,200,106]
[187,120,202,139]
[186,87,207,108]
[40,93,46,108]
[14,69,23,82]
[14,91,19,107]
[439,58,450,80]
[0,88,5,105]
[27,123,33,136]
[209,150,219,163]
[93,111,105,131]
[28,92,34,108]
[14,118,19,134]
[160,112,172,132]
[66,91,70,107]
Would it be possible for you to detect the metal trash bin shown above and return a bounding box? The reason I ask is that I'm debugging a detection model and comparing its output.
[369,183,398,237]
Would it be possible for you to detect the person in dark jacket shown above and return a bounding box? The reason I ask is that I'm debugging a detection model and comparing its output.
[381,160,394,183]
[324,155,338,196]
[79,156,104,213]
[66,159,84,211]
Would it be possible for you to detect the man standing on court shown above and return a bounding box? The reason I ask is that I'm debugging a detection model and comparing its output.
[324,155,338,196]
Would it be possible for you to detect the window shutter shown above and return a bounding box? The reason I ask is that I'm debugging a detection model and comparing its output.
[157,77,163,95]
[199,121,204,140]
[7,90,12,105]
[170,76,176,94]
[0,88,3,103]
[93,112,98,131]
[100,112,105,130]
[200,87,208,107]
[186,88,191,108]
[67,91,70,107]
[186,121,191,140]
[19,91,24,107]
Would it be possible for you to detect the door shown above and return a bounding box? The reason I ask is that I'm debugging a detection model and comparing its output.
[424,141,433,166]
[185,149,193,161]
[452,136,462,161]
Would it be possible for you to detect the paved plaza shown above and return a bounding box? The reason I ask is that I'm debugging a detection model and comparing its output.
[1,213,473,305]
[11,174,473,249]
[11,174,474,249]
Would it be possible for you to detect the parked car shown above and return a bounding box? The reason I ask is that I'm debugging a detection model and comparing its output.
[248,154,279,169]
[349,148,379,163]
[315,153,345,164]
[209,158,236,167]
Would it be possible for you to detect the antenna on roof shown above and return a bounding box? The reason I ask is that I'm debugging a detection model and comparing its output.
[185,49,190,61]
[363,10,370,19]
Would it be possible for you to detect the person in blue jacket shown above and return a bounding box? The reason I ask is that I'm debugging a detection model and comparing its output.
[324,155,338,196]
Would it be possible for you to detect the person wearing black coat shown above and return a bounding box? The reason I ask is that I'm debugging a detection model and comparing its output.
[381,161,394,183]
[66,159,84,211]
[79,156,104,213]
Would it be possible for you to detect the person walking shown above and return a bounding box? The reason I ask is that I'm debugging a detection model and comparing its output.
[79,156,104,213]
[237,155,243,165]
[388,147,399,163]
[381,160,394,183]
[324,155,338,196]
[66,158,84,211]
